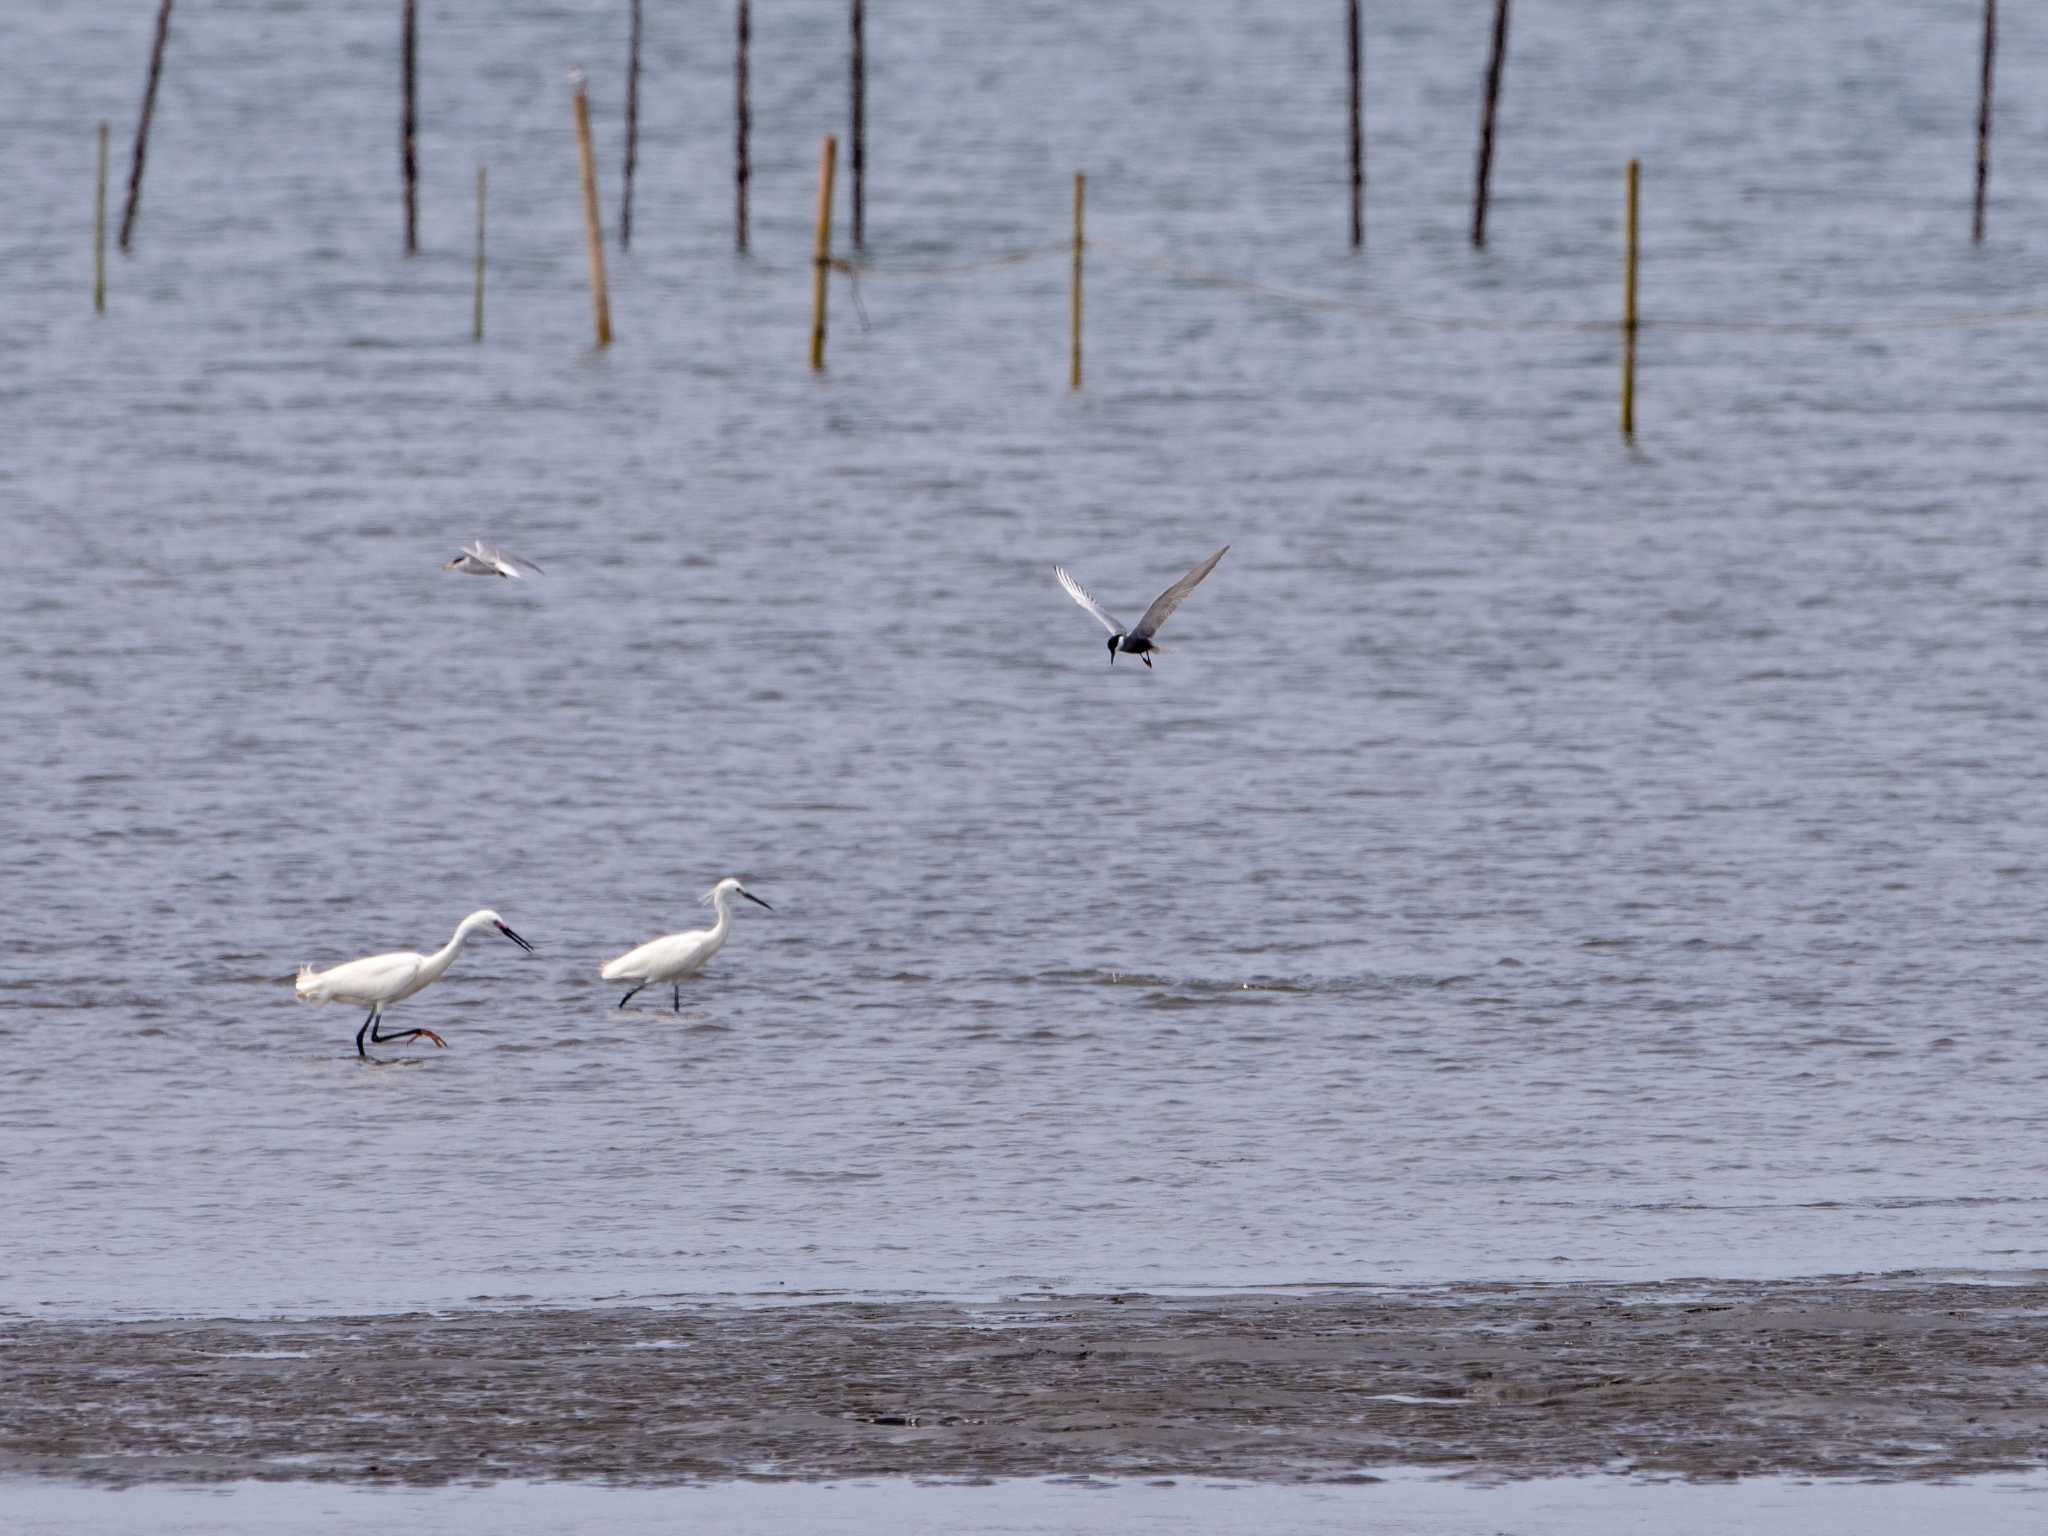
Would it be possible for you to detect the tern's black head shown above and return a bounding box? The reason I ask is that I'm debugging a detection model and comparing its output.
[1107,633,1121,663]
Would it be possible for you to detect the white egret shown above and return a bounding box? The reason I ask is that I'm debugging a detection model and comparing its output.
[601,879,773,1012]
[442,540,545,579]
[1056,545,1229,667]
[294,909,537,1058]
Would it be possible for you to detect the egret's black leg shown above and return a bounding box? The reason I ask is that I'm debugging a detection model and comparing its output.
[618,982,648,1010]
[356,1009,375,1059]
[367,1017,448,1051]
[673,983,681,1013]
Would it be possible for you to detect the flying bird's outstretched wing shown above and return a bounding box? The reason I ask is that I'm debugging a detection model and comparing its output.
[1130,545,1228,641]
[468,541,545,577]
[1056,566,1125,635]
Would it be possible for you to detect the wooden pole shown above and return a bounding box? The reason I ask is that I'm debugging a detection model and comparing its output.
[810,135,838,371]
[851,0,867,250]
[118,0,174,252]
[402,0,418,255]
[1622,159,1639,443]
[736,0,751,253]
[572,69,613,348]
[473,166,486,342]
[1347,0,1363,249]
[1472,0,1509,248]
[622,0,641,249]
[1973,0,1995,243]
[1070,172,1085,391]
[95,122,109,314]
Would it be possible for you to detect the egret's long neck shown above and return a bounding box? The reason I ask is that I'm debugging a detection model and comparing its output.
[419,915,485,985]
[707,890,733,939]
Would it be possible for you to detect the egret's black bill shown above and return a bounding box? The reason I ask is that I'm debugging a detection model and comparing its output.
[497,922,537,952]
[742,891,774,911]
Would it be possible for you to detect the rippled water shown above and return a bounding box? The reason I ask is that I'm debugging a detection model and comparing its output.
[6,1,2048,1320]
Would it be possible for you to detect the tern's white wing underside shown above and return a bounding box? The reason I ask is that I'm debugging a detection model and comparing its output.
[1055,566,1125,636]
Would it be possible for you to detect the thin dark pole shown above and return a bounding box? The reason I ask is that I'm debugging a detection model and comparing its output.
[736,0,751,253]
[473,166,486,341]
[402,0,418,255]
[851,0,866,250]
[622,0,641,249]
[118,0,174,252]
[1622,160,1639,443]
[1472,0,1509,249]
[1973,0,1995,243]
[95,122,110,312]
[1347,0,1363,249]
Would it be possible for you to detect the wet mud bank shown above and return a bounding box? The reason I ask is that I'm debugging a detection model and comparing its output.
[4,1276,2045,1487]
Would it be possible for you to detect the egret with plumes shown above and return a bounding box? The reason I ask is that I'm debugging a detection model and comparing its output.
[294,908,537,1058]
[442,540,545,578]
[1055,545,1228,667]
[602,879,773,1011]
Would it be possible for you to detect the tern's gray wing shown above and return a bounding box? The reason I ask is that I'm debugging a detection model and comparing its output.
[1129,545,1228,641]
[470,540,546,576]
[1056,566,1125,635]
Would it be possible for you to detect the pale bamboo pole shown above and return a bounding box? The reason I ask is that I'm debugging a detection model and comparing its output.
[810,135,838,371]
[1974,0,1996,243]
[572,69,613,348]
[1472,0,1509,248]
[473,166,486,341]
[119,0,174,252]
[1070,172,1085,391]
[1622,159,1639,443]
[95,122,109,314]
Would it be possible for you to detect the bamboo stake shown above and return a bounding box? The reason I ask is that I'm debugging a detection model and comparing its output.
[1472,0,1509,249]
[736,0,751,253]
[1973,0,1995,243]
[622,0,642,249]
[402,0,418,255]
[473,166,486,342]
[572,69,613,348]
[95,122,109,314]
[810,135,837,371]
[1070,172,1085,391]
[118,0,174,252]
[1622,159,1639,443]
[851,0,867,250]
[1347,0,1363,249]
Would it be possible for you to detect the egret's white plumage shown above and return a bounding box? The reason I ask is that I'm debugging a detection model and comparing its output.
[601,878,773,1011]
[295,908,537,1058]
[442,540,545,579]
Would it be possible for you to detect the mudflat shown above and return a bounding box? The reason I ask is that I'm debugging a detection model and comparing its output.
[4,1276,2044,1487]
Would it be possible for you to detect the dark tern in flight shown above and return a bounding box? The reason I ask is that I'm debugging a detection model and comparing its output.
[1055,546,1228,667]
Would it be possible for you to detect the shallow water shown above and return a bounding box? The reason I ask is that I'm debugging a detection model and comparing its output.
[14,1475,2048,1536]
[6,1,2048,1321]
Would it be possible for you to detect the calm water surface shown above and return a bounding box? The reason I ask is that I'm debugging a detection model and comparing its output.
[5,1,2048,1319]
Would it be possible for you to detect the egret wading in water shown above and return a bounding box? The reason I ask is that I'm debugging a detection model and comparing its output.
[602,879,773,1012]
[1055,545,1228,667]
[442,540,544,579]
[294,909,537,1059]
